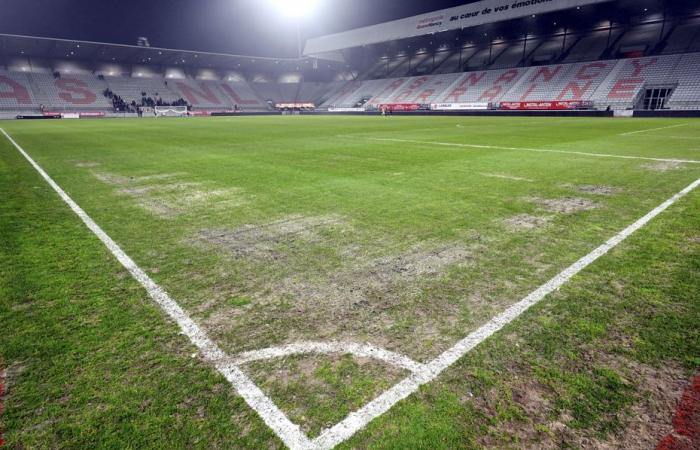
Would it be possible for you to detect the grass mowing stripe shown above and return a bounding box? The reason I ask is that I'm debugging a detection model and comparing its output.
[351,136,700,164]
[0,128,312,450]
[311,176,700,450]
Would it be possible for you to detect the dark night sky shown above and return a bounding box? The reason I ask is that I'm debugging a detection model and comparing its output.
[0,0,477,57]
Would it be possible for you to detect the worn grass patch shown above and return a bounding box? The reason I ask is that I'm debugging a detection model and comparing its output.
[244,354,409,437]
[1,116,699,448]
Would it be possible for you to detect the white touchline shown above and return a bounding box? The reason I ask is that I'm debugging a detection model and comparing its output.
[620,123,688,136]
[357,136,700,164]
[3,126,699,450]
[0,128,312,450]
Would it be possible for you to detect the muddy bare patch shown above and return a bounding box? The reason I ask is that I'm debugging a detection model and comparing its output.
[119,186,156,196]
[528,197,600,214]
[196,231,487,359]
[570,185,623,196]
[503,214,551,231]
[481,173,534,182]
[472,359,688,450]
[273,242,472,309]
[198,215,345,258]
[243,354,408,437]
[136,199,182,218]
[93,171,185,186]
[642,161,686,172]
[135,187,244,218]
[2,361,27,397]
[93,170,244,217]
[573,359,687,450]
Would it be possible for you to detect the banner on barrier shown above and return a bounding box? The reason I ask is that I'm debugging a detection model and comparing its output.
[275,103,315,109]
[499,101,594,110]
[328,107,366,112]
[78,112,106,118]
[379,104,426,112]
[431,102,490,111]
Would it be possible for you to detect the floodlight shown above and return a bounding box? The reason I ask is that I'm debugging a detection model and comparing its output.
[271,0,319,18]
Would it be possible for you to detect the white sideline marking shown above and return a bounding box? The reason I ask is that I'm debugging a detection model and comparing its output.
[358,137,700,165]
[311,176,700,450]
[620,123,688,136]
[4,126,699,449]
[234,341,428,374]
[0,128,312,450]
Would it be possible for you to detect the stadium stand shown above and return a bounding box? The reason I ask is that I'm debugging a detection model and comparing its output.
[1,2,700,116]
[437,68,527,104]
[105,77,181,106]
[2,51,700,113]
[503,61,618,103]
[0,70,36,110]
[29,73,111,110]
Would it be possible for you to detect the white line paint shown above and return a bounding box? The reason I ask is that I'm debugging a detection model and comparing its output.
[479,173,534,182]
[310,176,700,450]
[356,136,700,164]
[0,128,312,450]
[5,126,699,450]
[620,123,688,136]
[234,341,427,374]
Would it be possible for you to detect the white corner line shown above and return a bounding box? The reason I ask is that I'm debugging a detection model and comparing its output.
[233,341,428,375]
[0,128,312,450]
[620,123,688,136]
[4,126,700,450]
[346,136,700,165]
[309,176,700,450]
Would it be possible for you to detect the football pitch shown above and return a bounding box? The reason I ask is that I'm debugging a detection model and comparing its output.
[1,116,699,449]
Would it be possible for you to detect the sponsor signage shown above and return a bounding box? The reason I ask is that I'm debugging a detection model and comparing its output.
[275,103,315,109]
[431,102,490,110]
[328,107,366,112]
[78,112,106,118]
[305,0,611,56]
[499,101,594,110]
[380,104,425,112]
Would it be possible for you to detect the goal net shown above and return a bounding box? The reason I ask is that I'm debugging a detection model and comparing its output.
[154,106,189,117]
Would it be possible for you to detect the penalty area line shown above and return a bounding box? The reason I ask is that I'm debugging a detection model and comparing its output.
[348,136,700,164]
[0,128,313,450]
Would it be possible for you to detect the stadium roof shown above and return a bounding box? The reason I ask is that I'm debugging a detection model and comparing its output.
[0,33,345,73]
[304,0,616,58]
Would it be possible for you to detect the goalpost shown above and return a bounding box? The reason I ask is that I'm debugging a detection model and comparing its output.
[154,106,189,117]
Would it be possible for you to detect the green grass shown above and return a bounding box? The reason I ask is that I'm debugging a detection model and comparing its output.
[1,116,698,448]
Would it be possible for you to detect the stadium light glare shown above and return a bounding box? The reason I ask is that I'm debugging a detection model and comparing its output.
[271,0,319,18]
